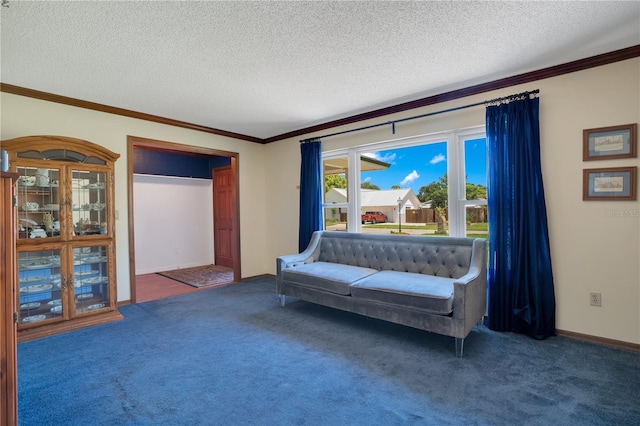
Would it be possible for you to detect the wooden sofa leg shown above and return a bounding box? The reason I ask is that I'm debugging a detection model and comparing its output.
[455,338,464,358]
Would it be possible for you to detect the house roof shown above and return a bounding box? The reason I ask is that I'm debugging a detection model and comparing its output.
[328,188,421,210]
[1,2,638,141]
[324,156,391,175]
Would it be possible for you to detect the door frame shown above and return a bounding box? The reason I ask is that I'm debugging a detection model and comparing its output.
[126,136,241,304]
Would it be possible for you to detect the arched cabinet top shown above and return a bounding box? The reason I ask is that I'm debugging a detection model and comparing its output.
[1,135,120,164]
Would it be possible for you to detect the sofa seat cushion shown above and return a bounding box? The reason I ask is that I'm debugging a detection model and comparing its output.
[350,271,455,314]
[280,261,378,295]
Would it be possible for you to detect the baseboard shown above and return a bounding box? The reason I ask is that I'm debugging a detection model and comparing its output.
[556,329,640,352]
[137,261,217,275]
[240,273,275,281]
[18,310,124,343]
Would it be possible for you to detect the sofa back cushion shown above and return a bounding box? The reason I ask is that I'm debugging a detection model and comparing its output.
[317,232,475,279]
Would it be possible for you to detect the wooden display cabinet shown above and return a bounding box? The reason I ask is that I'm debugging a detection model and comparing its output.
[1,171,18,426]
[2,136,122,342]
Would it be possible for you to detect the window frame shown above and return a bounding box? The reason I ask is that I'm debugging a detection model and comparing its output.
[451,127,488,237]
[322,125,486,236]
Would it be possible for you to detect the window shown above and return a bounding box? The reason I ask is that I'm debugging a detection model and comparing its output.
[450,129,488,238]
[321,126,487,238]
[461,135,488,238]
[322,153,350,231]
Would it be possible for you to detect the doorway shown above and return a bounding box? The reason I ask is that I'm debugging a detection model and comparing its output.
[127,136,241,304]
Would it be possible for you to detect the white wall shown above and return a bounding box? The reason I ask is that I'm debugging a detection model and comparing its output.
[133,174,213,274]
[265,58,640,345]
[1,93,270,301]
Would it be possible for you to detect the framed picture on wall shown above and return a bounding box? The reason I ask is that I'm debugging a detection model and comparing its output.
[583,166,637,201]
[583,123,637,161]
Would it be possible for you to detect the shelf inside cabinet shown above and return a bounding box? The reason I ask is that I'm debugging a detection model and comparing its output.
[18,296,64,324]
[17,189,58,195]
[16,169,62,241]
[17,248,62,326]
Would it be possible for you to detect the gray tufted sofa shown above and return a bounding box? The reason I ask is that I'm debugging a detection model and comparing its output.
[276,231,487,356]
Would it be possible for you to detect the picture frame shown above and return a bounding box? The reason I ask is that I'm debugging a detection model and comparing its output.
[583,166,637,201]
[583,123,637,161]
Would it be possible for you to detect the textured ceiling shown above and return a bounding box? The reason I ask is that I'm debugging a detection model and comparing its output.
[1,1,639,140]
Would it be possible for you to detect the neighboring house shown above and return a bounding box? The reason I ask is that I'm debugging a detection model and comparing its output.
[325,188,421,223]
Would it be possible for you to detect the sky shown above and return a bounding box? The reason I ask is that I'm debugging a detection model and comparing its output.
[360,138,487,195]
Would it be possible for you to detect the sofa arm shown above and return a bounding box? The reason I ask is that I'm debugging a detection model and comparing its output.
[452,239,487,338]
[276,231,324,291]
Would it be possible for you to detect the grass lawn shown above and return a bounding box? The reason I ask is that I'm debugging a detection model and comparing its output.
[364,223,488,232]
[410,233,487,239]
[466,223,488,231]
[363,224,438,230]
[466,233,488,239]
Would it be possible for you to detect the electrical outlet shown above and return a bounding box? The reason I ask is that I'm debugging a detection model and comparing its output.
[590,292,602,307]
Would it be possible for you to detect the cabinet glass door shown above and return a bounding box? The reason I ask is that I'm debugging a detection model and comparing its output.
[71,169,108,236]
[17,249,64,326]
[16,166,61,240]
[72,246,110,314]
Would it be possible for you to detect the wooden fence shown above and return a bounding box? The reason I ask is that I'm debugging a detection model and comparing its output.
[406,207,487,224]
[406,208,436,223]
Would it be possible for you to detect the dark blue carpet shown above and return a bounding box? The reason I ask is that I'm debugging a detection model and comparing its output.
[18,278,640,425]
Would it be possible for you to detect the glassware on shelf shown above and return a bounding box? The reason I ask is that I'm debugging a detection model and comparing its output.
[71,169,108,237]
[72,246,110,314]
[17,249,62,324]
[16,167,61,240]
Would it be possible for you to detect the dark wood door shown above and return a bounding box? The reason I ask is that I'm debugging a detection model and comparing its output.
[213,166,234,268]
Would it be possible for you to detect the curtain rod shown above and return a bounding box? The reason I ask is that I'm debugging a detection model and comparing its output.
[301,89,539,143]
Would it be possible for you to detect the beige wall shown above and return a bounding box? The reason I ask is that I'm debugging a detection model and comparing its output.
[265,58,640,344]
[0,92,270,301]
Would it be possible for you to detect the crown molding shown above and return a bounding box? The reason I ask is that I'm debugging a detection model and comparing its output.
[262,44,640,143]
[2,44,638,144]
[0,83,263,144]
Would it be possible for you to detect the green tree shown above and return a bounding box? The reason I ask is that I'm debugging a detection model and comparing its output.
[417,175,448,233]
[466,182,487,200]
[417,174,487,206]
[417,173,487,233]
[361,181,380,190]
[417,174,448,209]
[390,185,401,189]
[324,174,346,193]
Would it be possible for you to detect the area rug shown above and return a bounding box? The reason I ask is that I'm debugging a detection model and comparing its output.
[157,264,234,288]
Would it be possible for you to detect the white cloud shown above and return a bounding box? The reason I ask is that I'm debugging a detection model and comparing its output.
[429,153,446,164]
[363,176,371,183]
[400,170,420,186]
[363,151,396,164]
